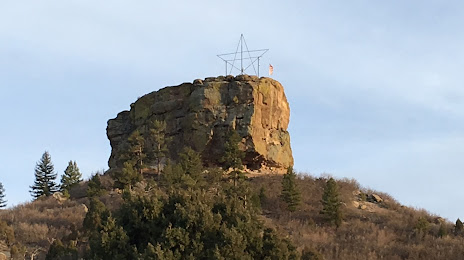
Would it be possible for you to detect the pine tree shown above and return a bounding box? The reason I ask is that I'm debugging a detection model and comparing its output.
[0,182,6,208]
[60,161,83,192]
[438,222,448,238]
[162,148,202,189]
[149,120,170,177]
[320,177,343,228]
[415,217,429,238]
[87,173,105,197]
[220,128,245,187]
[280,167,301,212]
[128,130,146,175]
[455,218,463,235]
[30,151,58,199]
[87,216,135,260]
[162,161,187,188]
[112,188,298,259]
[45,239,78,260]
[83,198,110,233]
[113,162,142,190]
[179,147,203,182]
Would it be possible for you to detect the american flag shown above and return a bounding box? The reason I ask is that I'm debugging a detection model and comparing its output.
[269,64,274,76]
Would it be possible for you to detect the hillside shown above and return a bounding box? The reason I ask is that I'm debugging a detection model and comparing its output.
[1,172,463,260]
[1,76,462,259]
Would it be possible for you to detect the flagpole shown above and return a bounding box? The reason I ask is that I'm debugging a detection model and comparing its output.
[257,57,260,77]
[240,34,243,74]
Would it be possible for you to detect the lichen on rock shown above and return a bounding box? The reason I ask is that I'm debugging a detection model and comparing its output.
[106,75,293,173]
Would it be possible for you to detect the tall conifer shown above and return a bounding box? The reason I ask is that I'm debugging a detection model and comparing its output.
[30,151,58,199]
[113,162,142,190]
[320,177,343,228]
[128,130,146,174]
[220,128,245,187]
[149,120,170,176]
[455,218,463,236]
[87,173,105,197]
[60,161,83,192]
[0,182,6,208]
[280,167,301,212]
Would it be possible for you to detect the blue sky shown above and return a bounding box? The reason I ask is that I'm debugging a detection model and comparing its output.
[1,1,464,221]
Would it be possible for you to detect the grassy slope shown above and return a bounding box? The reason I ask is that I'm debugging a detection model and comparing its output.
[253,175,464,260]
[1,173,463,260]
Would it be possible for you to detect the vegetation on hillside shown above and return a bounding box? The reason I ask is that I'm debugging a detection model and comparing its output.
[2,125,464,259]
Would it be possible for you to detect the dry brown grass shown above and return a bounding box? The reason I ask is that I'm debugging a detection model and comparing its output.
[1,172,464,260]
[252,174,464,260]
[0,196,87,258]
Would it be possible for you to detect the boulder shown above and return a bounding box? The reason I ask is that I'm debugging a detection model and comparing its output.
[370,194,383,203]
[434,217,445,224]
[107,76,293,173]
[52,192,67,203]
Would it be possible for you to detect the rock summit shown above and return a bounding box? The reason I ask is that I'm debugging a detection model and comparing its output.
[107,75,293,173]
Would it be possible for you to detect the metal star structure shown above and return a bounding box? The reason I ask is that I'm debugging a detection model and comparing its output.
[217,34,269,77]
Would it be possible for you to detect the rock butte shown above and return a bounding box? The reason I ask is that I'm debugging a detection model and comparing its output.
[107,75,293,174]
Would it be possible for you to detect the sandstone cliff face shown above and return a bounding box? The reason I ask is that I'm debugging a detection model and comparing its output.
[107,75,293,173]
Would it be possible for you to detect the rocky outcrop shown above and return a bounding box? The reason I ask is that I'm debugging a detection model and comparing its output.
[107,75,293,173]
[369,194,383,203]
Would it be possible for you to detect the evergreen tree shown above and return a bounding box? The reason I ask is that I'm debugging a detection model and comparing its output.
[87,173,105,197]
[45,239,78,260]
[438,222,448,238]
[220,128,245,186]
[0,182,6,208]
[162,161,197,189]
[178,146,203,181]
[112,130,146,189]
[60,161,82,193]
[127,130,146,175]
[162,146,204,189]
[320,177,343,228]
[415,217,429,238]
[455,218,463,236]
[113,161,142,190]
[84,197,135,259]
[149,120,170,176]
[280,167,301,212]
[30,151,58,199]
[83,198,110,233]
[112,188,298,259]
[87,217,135,260]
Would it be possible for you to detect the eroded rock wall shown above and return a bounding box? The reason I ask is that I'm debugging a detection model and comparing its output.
[107,75,293,173]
